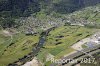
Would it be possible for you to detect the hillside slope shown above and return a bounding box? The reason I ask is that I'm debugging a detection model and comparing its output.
[66,4,100,28]
[0,0,100,15]
[0,0,100,29]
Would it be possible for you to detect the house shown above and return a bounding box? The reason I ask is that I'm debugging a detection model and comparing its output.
[25,27,37,35]
[25,31,35,35]
[98,37,100,41]
[85,41,96,48]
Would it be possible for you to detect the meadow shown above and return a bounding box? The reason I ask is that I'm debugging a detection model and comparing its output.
[37,25,96,64]
[0,32,39,66]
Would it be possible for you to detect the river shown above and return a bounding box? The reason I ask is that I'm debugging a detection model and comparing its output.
[8,27,56,66]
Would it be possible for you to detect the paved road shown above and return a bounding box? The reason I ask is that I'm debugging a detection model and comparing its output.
[61,44,100,66]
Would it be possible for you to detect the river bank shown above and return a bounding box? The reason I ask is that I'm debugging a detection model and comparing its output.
[8,27,56,66]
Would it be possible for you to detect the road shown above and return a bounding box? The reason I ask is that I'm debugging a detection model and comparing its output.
[60,44,100,66]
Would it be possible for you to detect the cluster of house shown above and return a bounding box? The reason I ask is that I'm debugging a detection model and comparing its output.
[85,33,100,48]
[25,27,37,35]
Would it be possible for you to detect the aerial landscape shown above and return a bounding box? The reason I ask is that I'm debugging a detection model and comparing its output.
[0,0,100,66]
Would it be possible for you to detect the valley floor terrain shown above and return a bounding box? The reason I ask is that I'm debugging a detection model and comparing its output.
[0,1,100,66]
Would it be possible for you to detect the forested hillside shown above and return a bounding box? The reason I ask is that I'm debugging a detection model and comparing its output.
[0,0,100,28]
[40,0,100,14]
[0,0,40,16]
[0,0,100,16]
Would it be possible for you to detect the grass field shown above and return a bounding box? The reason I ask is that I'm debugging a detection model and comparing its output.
[0,32,40,66]
[37,25,96,64]
[0,25,97,66]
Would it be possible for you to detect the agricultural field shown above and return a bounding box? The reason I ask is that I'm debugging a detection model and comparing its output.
[37,25,97,64]
[0,31,40,66]
[0,0,100,66]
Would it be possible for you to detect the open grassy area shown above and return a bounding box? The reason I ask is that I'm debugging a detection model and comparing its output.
[0,33,40,66]
[82,44,88,48]
[0,25,97,66]
[37,25,96,63]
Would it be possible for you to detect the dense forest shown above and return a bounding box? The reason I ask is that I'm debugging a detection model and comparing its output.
[0,0,100,16]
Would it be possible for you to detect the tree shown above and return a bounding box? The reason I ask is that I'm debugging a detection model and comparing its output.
[0,17,17,28]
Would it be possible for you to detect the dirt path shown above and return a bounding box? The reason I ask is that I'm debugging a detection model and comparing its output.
[2,30,12,36]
